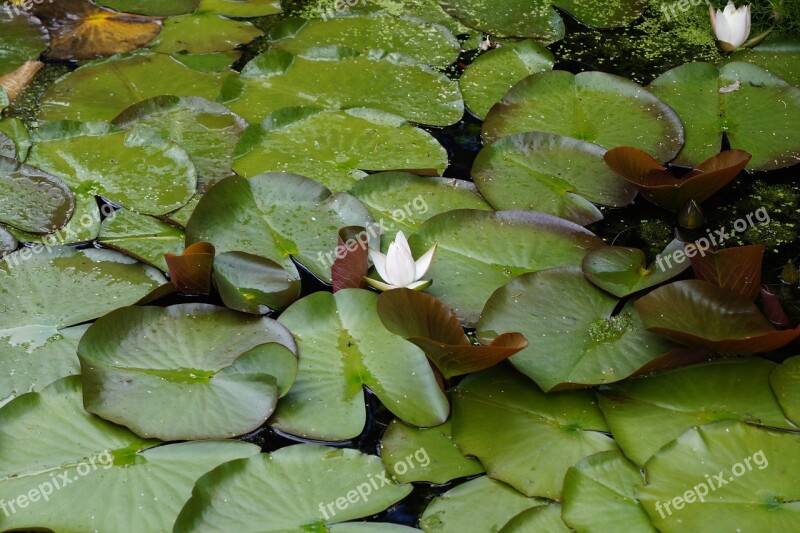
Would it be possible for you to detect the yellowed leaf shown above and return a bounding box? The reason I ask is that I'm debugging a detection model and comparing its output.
[31,0,162,60]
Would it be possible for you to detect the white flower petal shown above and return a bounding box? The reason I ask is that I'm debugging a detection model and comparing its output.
[712,2,751,50]
[393,231,412,256]
[715,15,735,43]
[369,249,389,283]
[723,1,738,16]
[385,241,417,287]
[414,243,437,280]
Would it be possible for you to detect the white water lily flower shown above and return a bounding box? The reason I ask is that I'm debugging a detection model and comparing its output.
[709,1,751,52]
[366,231,437,291]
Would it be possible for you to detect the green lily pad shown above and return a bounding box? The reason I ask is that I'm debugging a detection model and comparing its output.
[478,267,687,391]
[500,504,571,532]
[420,476,546,533]
[0,13,48,77]
[0,246,167,402]
[440,0,646,41]
[272,289,449,441]
[634,280,800,354]
[728,38,800,87]
[380,418,484,484]
[582,239,691,298]
[269,13,460,68]
[151,12,263,54]
[232,107,448,193]
[175,444,410,531]
[37,53,232,122]
[163,194,200,227]
[348,172,492,248]
[10,188,105,245]
[483,70,684,163]
[649,62,800,170]
[0,225,16,257]
[454,0,647,32]
[112,96,247,192]
[0,117,31,160]
[563,450,655,532]
[0,245,166,344]
[0,376,259,533]
[439,0,565,42]
[647,63,723,168]
[221,47,463,126]
[172,50,243,72]
[199,0,282,17]
[213,251,301,314]
[769,355,800,426]
[472,132,636,225]
[44,197,106,247]
[98,208,185,271]
[452,366,617,499]
[0,324,85,408]
[331,0,480,48]
[0,156,75,234]
[460,40,554,119]
[598,358,795,466]
[27,121,196,216]
[95,0,200,16]
[0,130,15,159]
[407,210,604,325]
[637,420,800,532]
[186,173,375,283]
[78,303,297,440]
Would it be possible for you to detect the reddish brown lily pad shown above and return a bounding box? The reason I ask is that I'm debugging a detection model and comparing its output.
[635,280,800,354]
[377,288,527,378]
[690,244,764,302]
[165,241,216,295]
[603,147,751,212]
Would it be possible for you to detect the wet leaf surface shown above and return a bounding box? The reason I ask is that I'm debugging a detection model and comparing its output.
[79,303,297,440]
[649,62,800,170]
[483,70,684,162]
[0,377,258,532]
[38,53,232,122]
[232,108,448,193]
[272,289,449,441]
[221,47,463,126]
